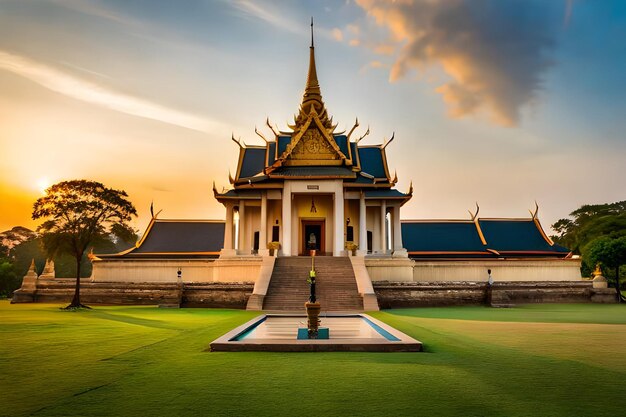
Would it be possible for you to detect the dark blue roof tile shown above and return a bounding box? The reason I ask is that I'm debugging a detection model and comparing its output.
[358,147,387,178]
[267,142,276,166]
[333,135,349,157]
[478,219,570,253]
[402,221,486,252]
[277,135,291,155]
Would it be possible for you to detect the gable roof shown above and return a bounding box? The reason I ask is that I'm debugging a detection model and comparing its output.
[95,219,224,259]
[402,221,488,255]
[237,147,266,179]
[478,219,570,254]
[402,218,571,259]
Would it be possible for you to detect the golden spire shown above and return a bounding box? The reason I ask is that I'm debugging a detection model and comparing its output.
[294,17,334,131]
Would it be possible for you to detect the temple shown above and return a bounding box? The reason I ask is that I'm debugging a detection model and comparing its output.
[212,29,410,258]
[15,25,600,308]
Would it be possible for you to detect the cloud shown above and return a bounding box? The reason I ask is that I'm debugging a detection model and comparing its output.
[230,0,302,35]
[0,49,224,133]
[49,0,142,27]
[332,28,344,42]
[355,0,558,126]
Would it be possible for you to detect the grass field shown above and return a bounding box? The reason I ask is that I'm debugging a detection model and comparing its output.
[1,302,624,417]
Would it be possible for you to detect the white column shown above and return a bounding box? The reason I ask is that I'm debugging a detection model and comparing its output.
[238,200,245,254]
[393,206,402,250]
[224,204,233,250]
[334,189,344,256]
[359,192,367,255]
[380,200,386,253]
[259,192,268,255]
[291,196,297,255]
[281,186,291,256]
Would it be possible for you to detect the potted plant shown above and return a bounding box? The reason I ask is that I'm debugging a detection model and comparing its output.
[267,241,280,256]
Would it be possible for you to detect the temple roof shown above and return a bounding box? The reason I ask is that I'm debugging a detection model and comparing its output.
[214,22,405,200]
[402,218,571,259]
[94,219,224,259]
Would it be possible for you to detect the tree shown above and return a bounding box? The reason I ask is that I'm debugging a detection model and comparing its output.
[32,180,137,309]
[551,201,626,276]
[0,257,20,298]
[552,201,626,253]
[583,236,626,303]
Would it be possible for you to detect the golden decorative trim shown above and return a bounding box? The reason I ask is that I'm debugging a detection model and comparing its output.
[533,218,555,246]
[474,220,488,245]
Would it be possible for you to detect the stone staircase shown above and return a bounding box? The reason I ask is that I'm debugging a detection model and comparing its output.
[262,256,364,311]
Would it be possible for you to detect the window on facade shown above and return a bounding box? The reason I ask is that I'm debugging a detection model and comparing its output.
[346,226,354,242]
[253,231,260,253]
[272,225,280,242]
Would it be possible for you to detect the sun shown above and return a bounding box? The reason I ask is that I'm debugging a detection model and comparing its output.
[36,178,51,194]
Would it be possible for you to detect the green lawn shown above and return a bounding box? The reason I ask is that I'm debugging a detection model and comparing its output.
[1,302,624,417]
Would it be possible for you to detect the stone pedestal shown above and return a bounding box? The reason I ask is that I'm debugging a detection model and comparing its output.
[592,274,608,289]
[304,301,321,338]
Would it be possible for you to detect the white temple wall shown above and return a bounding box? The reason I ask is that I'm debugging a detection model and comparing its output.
[92,260,214,283]
[91,258,264,283]
[365,258,583,282]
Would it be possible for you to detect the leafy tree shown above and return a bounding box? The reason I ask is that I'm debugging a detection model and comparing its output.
[583,236,626,303]
[0,257,20,298]
[551,200,626,276]
[552,201,626,253]
[32,180,137,309]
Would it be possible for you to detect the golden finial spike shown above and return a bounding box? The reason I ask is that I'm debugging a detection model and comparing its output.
[347,118,359,140]
[469,203,480,221]
[356,126,370,143]
[529,201,539,219]
[266,118,280,136]
[382,132,395,149]
[255,126,268,143]
[231,133,243,148]
[293,19,334,130]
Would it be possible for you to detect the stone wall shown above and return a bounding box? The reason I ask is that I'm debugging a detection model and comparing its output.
[12,279,253,308]
[366,258,583,282]
[373,281,616,308]
[182,283,253,308]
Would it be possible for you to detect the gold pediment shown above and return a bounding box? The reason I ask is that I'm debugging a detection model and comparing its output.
[275,112,346,167]
[289,126,340,161]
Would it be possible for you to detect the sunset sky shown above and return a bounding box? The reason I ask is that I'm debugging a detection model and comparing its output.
[1,0,625,235]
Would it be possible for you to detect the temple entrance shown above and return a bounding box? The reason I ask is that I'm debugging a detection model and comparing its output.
[301,219,325,255]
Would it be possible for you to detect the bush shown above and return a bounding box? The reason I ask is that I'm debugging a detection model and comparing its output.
[0,258,21,298]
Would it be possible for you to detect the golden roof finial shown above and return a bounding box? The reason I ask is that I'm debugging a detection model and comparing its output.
[294,17,333,131]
